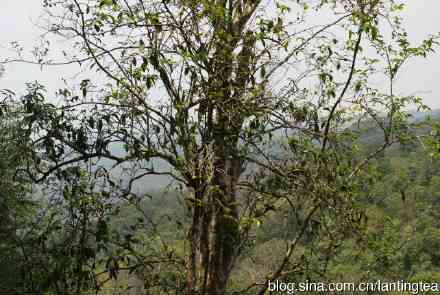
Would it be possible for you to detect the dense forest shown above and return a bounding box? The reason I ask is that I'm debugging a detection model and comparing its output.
[1,0,440,294]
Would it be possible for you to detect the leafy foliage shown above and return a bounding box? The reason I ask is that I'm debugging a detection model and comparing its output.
[0,0,439,294]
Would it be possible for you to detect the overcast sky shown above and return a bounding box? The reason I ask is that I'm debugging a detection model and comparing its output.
[0,0,439,109]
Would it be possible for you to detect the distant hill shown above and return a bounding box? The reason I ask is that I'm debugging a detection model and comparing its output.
[103,110,440,192]
[409,109,440,121]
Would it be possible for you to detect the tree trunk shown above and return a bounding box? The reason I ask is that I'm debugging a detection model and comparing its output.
[185,10,248,293]
[186,155,241,295]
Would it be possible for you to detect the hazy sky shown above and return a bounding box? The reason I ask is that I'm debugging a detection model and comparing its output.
[0,0,439,108]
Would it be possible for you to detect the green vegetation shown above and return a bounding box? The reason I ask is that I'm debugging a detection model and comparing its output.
[0,0,439,294]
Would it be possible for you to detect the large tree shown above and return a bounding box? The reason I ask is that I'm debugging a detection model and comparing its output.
[6,0,438,294]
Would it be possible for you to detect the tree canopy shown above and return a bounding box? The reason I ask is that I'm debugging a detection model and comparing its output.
[0,0,439,294]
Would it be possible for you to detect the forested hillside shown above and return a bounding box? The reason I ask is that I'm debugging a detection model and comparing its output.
[99,114,440,294]
[1,104,439,294]
[1,0,440,294]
